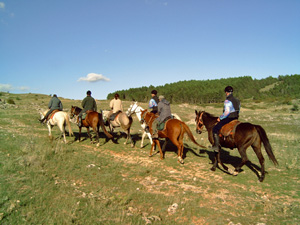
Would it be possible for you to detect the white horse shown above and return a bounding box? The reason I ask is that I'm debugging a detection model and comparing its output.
[126,102,181,148]
[39,109,73,143]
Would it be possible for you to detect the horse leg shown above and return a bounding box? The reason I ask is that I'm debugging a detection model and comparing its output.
[155,139,164,160]
[78,127,82,142]
[252,144,265,182]
[233,147,249,176]
[93,126,100,146]
[161,138,169,159]
[149,141,156,157]
[86,127,93,143]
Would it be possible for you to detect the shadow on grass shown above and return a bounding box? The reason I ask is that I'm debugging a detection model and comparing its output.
[199,148,264,179]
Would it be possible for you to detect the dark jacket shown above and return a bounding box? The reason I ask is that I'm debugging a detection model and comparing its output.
[226,94,240,119]
[157,98,172,123]
[48,96,63,110]
[82,96,97,112]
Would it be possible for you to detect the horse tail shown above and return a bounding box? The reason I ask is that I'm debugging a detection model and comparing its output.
[98,113,113,139]
[65,113,74,136]
[182,122,206,148]
[255,125,278,166]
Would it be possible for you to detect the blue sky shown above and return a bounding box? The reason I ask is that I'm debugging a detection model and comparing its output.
[1,0,299,100]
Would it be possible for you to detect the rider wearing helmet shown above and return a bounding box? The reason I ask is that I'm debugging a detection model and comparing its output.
[212,86,240,152]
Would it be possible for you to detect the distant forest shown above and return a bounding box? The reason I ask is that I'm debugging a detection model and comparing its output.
[107,74,300,104]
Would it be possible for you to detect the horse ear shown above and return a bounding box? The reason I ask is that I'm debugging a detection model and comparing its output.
[195,110,198,115]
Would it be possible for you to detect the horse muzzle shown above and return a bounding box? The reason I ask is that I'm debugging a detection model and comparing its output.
[196,129,202,134]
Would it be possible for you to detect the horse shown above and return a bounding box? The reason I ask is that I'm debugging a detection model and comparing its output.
[70,106,113,146]
[195,110,278,182]
[126,101,182,148]
[140,109,206,164]
[39,109,73,143]
[102,110,134,147]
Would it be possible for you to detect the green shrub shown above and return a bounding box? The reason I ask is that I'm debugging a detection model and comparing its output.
[291,104,299,111]
[7,98,15,104]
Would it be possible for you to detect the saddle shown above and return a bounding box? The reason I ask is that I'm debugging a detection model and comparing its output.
[109,110,122,121]
[219,120,241,137]
[82,110,94,120]
[47,109,60,120]
[157,116,172,131]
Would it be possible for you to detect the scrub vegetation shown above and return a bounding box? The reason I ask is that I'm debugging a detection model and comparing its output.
[0,84,299,224]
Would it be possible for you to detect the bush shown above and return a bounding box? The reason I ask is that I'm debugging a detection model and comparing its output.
[7,98,15,104]
[291,104,299,112]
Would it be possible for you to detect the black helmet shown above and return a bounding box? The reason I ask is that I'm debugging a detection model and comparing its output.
[224,86,233,93]
[151,90,157,95]
[87,90,91,95]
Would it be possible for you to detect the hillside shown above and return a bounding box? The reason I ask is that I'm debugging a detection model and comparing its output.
[107,74,300,104]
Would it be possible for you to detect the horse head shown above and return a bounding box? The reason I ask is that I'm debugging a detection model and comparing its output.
[195,110,205,134]
[70,106,81,119]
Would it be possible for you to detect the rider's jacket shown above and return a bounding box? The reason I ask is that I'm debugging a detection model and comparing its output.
[48,96,63,110]
[82,96,97,111]
[149,95,159,112]
[219,94,240,120]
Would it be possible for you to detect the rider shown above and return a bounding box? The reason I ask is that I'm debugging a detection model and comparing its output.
[78,90,97,127]
[108,93,123,122]
[149,90,159,114]
[212,86,240,152]
[39,94,63,123]
[152,95,172,139]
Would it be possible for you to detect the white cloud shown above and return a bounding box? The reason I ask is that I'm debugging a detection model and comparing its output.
[19,86,30,91]
[0,84,12,92]
[0,84,30,92]
[77,73,110,82]
[0,2,5,9]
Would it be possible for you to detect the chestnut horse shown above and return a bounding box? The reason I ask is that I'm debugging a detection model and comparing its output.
[70,106,113,146]
[195,110,278,182]
[141,109,206,164]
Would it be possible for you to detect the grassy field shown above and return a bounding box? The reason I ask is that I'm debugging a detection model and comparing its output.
[0,92,299,224]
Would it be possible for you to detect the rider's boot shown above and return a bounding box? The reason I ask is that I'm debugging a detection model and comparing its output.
[212,133,220,152]
[78,116,82,127]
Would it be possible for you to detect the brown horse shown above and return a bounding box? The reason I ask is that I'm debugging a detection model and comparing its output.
[141,109,206,164]
[70,106,113,146]
[195,110,278,182]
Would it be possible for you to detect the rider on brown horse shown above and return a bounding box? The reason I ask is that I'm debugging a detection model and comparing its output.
[152,95,172,139]
[78,90,97,127]
[39,94,63,123]
[212,86,240,152]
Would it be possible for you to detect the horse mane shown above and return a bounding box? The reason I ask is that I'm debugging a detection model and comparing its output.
[203,111,218,119]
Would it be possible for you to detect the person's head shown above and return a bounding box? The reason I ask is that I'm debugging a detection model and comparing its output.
[114,93,119,99]
[151,90,157,96]
[53,94,57,97]
[158,95,164,100]
[87,90,91,96]
[224,86,233,95]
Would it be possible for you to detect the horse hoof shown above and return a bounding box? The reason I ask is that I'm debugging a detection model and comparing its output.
[259,176,265,182]
[210,167,216,172]
[229,168,239,176]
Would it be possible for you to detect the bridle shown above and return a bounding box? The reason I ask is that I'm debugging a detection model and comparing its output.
[140,110,155,125]
[196,111,206,133]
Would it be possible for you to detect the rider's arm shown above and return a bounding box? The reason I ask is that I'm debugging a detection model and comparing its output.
[219,100,232,120]
[149,99,156,109]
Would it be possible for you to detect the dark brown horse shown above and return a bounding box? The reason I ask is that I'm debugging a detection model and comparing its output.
[195,110,278,182]
[141,110,206,164]
[70,106,113,146]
